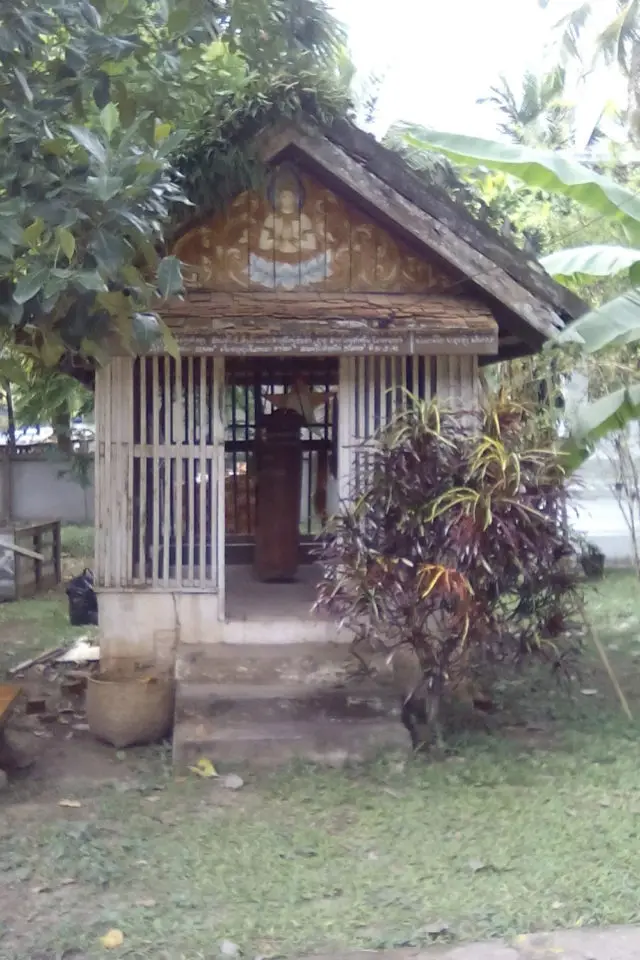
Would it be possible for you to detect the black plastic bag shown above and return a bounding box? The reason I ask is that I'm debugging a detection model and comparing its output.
[66,568,99,626]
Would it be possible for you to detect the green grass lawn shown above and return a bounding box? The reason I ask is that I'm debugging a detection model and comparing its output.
[2,556,640,959]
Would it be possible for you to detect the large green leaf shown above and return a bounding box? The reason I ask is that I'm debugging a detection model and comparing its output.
[555,289,640,351]
[67,125,107,166]
[541,245,640,278]
[0,0,346,359]
[157,255,183,299]
[562,385,640,472]
[402,126,640,241]
[14,269,50,304]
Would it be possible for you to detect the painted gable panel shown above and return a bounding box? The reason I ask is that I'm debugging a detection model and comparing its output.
[172,164,456,294]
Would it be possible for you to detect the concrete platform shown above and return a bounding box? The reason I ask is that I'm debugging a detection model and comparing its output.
[225,563,323,621]
[173,642,408,769]
[221,564,349,644]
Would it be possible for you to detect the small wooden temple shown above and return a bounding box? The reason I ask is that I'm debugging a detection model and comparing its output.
[93,115,583,675]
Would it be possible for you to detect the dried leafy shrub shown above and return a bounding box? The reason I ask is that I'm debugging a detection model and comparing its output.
[315,398,584,748]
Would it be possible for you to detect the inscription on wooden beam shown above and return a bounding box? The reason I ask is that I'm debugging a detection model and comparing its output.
[148,331,497,356]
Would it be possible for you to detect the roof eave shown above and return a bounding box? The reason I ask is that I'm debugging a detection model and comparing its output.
[256,119,586,346]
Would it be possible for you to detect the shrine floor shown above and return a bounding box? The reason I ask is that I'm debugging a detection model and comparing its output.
[224,562,323,622]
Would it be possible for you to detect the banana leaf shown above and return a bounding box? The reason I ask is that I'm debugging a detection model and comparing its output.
[562,384,640,471]
[541,244,640,279]
[402,125,640,242]
[554,289,640,351]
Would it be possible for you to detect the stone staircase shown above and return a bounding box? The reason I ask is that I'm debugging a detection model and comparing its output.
[173,642,409,770]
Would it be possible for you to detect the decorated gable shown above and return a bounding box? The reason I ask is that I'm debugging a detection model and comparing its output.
[173,163,456,294]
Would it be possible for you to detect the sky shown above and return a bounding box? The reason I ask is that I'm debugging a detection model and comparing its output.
[331,0,626,141]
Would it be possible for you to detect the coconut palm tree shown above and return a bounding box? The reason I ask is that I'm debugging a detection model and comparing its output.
[478,69,577,148]
[541,0,640,138]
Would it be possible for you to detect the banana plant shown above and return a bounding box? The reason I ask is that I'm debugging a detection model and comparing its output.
[401,123,640,469]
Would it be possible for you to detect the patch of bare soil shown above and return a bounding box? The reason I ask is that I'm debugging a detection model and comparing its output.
[2,652,165,804]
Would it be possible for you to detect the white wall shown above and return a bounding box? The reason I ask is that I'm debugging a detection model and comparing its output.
[565,373,639,566]
[8,451,94,525]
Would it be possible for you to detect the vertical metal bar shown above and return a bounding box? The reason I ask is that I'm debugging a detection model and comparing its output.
[214,357,225,612]
[124,359,134,586]
[138,358,147,582]
[366,357,375,485]
[243,376,250,536]
[358,358,366,493]
[103,364,112,587]
[449,355,456,409]
[230,368,238,534]
[151,357,160,587]
[94,369,105,586]
[337,357,352,503]
[436,356,448,405]
[417,355,426,402]
[198,358,206,587]
[187,356,195,585]
[162,358,171,585]
[389,357,395,421]
[399,355,407,412]
[367,355,375,435]
[380,355,389,428]
[175,355,184,585]
[114,359,125,587]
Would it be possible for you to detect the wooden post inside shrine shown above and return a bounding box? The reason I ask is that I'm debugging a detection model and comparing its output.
[253,407,304,582]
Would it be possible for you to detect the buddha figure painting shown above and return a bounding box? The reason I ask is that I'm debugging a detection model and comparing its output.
[249,167,330,289]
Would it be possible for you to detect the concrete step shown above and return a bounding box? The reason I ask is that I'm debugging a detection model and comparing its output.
[173,642,408,769]
[175,641,355,686]
[176,680,399,724]
[173,716,410,770]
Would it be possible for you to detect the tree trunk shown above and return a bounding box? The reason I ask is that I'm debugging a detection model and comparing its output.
[4,381,16,453]
[53,408,72,456]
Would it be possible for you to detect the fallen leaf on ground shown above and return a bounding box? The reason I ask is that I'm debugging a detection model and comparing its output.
[100,929,124,949]
[189,757,218,778]
[58,799,82,808]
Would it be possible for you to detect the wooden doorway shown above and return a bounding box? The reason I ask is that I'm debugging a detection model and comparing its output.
[223,357,338,618]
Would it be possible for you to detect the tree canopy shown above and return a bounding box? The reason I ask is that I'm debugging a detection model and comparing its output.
[0,0,348,368]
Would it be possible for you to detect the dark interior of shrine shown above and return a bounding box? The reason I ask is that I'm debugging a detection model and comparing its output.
[224,356,338,572]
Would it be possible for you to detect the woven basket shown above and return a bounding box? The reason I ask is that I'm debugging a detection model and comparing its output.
[86,671,175,749]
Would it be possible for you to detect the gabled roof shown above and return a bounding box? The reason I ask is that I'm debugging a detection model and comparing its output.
[254,115,587,363]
